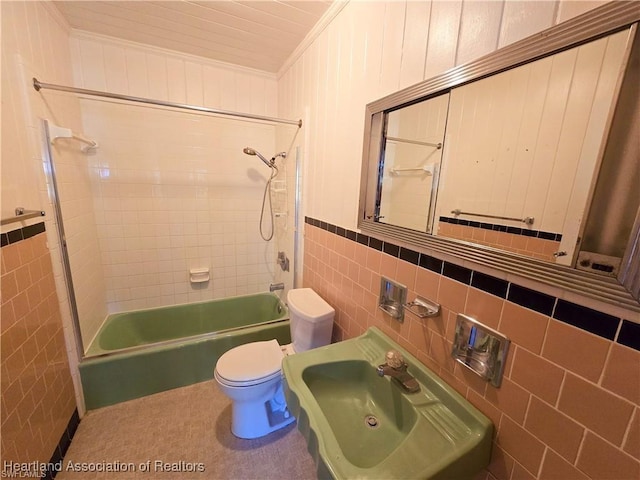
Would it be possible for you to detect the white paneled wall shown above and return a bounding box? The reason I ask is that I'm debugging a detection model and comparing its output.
[71,32,278,117]
[277,0,608,231]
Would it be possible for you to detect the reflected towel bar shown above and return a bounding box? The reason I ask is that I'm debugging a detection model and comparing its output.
[451,209,534,226]
[390,165,435,176]
[386,136,442,149]
[1,208,45,226]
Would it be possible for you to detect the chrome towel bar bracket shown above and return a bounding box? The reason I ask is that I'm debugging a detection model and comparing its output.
[1,208,46,226]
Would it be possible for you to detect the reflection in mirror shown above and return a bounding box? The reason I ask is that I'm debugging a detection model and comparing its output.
[378,94,449,233]
[372,29,630,266]
[436,30,629,266]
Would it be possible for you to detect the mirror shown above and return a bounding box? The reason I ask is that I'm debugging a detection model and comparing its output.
[377,93,449,233]
[359,3,640,310]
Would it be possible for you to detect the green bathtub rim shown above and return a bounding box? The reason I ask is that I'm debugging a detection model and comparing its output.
[84,292,289,358]
[79,319,292,410]
[83,317,291,361]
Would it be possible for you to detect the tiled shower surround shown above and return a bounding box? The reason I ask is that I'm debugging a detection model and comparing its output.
[1,224,78,475]
[79,100,282,315]
[303,217,639,480]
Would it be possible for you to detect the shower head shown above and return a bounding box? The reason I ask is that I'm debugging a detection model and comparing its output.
[243,147,272,167]
[243,147,286,167]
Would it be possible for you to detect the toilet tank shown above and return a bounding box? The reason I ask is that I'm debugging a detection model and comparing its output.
[287,288,335,352]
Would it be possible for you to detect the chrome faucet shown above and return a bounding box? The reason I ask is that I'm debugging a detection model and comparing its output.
[269,282,285,292]
[376,350,420,393]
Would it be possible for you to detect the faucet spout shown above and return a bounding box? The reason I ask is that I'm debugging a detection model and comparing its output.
[376,350,420,393]
[269,282,285,292]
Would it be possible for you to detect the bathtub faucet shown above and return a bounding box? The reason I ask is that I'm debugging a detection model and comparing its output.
[269,283,285,292]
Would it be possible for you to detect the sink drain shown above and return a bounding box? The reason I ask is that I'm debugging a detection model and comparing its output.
[364,415,379,428]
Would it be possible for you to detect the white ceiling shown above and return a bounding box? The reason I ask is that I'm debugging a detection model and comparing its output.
[53,1,333,73]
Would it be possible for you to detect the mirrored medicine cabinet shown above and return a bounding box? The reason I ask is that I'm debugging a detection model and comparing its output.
[359,3,640,311]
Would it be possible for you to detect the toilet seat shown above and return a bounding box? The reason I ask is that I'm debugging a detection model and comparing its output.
[215,339,284,387]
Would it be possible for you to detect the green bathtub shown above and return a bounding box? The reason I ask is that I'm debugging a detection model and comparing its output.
[79,293,291,410]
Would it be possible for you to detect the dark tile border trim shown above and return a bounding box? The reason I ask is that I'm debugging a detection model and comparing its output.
[439,216,562,241]
[471,272,509,298]
[305,216,637,351]
[42,409,80,479]
[553,300,620,340]
[443,262,472,284]
[618,320,640,351]
[1,222,46,248]
[508,284,556,317]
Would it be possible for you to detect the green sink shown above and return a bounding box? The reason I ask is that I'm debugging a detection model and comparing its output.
[282,327,493,479]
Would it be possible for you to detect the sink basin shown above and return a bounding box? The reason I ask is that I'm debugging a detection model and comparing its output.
[282,327,493,479]
[302,360,417,469]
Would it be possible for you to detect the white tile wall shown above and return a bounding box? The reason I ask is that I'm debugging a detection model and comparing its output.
[77,100,283,312]
[69,32,298,313]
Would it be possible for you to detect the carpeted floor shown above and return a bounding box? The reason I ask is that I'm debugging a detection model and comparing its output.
[57,381,317,480]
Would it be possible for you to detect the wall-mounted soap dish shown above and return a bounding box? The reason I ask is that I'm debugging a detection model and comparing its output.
[404,296,441,318]
[378,277,407,322]
[451,314,510,387]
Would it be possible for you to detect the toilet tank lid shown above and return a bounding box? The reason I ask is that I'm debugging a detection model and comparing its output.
[216,340,283,383]
[287,288,335,321]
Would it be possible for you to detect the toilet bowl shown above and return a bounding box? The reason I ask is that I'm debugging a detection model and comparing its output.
[214,339,293,439]
[214,288,334,439]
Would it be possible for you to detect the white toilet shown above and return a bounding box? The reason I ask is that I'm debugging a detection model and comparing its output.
[214,288,335,439]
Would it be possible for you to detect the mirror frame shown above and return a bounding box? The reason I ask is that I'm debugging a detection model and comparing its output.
[358,2,640,313]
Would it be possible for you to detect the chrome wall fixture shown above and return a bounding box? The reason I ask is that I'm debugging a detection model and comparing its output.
[404,296,441,318]
[378,277,407,322]
[451,314,510,387]
[378,277,442,322]
[1,208,45,226]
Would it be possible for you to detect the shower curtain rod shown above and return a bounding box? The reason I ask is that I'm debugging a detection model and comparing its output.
[33,78,302,128]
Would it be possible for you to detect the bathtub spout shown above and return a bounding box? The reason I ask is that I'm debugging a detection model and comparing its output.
[270,283,285,292]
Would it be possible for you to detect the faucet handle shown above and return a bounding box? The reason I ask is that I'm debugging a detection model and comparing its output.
[385,350,405,369]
